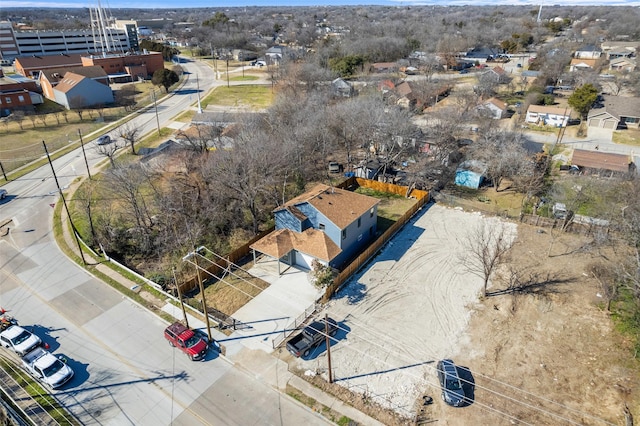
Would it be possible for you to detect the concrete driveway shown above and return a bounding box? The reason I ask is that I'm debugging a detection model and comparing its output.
[218,258,322,357]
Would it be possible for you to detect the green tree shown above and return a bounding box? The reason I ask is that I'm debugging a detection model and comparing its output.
[568,84,599,121]
[152,69,179,92]
[328,55,366,78]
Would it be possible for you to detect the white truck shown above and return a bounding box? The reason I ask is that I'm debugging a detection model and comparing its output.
[0,325,42,356]
[21,347,74,389]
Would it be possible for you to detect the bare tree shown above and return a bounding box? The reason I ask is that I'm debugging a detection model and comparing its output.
[176,122,225,153]
[460,220,515,298]
[95,138,121,168]
[103,164,161,254]
[118,122,142,155]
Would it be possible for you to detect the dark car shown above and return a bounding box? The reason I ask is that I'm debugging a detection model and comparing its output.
[96,135,111,145]
[437,359,466,407]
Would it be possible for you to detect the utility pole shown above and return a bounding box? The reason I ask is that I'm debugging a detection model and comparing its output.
[196,73,203,113]
[172,267,189,328]
[151,89,161,136]
[43,140,86,266]
[183,248,213,342]
[78,129,91,180]
[226,53,230,88]
[325,313,333,384]
[0,161,7,181]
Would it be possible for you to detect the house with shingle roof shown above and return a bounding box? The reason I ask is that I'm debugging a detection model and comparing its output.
[53,71,114,109]
[574,45,602,59]
[609,57,636,72]
[587,96,640,131]
[571,149,634,175]
[525,105,571,127]
[569,58,599,72]
[250,183,380,272]
[477,97,508,119]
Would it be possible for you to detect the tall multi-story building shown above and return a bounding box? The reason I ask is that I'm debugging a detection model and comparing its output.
[0,20,138,63]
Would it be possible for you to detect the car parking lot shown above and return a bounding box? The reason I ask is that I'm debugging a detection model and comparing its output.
[297,204,516,418]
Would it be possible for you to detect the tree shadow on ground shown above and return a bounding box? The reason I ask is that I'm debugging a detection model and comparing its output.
[487,271,571,297]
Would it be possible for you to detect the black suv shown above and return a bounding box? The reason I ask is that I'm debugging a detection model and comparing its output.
[436,359,466,407]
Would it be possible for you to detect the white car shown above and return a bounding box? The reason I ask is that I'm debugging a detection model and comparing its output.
[0,325,42,356]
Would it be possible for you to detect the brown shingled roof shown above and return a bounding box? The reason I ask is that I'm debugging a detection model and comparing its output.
[571,149,630,173]
[250,228,341,262]
[277,184,380,229]
[42,66,107,83]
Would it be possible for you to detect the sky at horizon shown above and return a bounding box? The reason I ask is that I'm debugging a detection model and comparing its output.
[2,0,640,9]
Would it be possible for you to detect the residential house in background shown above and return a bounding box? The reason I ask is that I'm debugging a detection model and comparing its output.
[477,97,507,119]
[52,71,114,109]
[588,96,640,131]
[609,57,636,72]
[569,58,599,72]
[371,62,397,73]
[571,149,634,175]
[486,66,509,83]
[331,78,354,97]
[600,41,639,59]
[265,45,285,64]
[525,105,571,127]
[573,45,603,59]
[250,184,380,271]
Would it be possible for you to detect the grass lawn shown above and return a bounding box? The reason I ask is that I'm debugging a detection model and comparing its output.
[229,75,260,82]
[612,129,640,146]
[201,85,273,110]
[354,186,418,233]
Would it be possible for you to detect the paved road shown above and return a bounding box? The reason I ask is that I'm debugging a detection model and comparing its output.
[0,58,327,425]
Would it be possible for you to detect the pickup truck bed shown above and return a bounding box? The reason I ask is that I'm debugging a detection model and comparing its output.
[286,317,338,358]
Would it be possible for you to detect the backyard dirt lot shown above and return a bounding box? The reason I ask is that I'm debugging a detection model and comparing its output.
[289,203,639,425]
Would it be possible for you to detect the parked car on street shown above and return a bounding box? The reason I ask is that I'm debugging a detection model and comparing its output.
[0,188,7,199]
[164,322,208,361]
[437,359,466,407]
[0,325,42,356]
[96,135,111,145]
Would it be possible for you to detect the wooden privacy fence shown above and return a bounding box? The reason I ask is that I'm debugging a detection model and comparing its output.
[322,180,430,303]
[179,227,274,294]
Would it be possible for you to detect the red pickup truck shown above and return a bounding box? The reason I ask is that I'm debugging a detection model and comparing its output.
[164,322,208,361]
